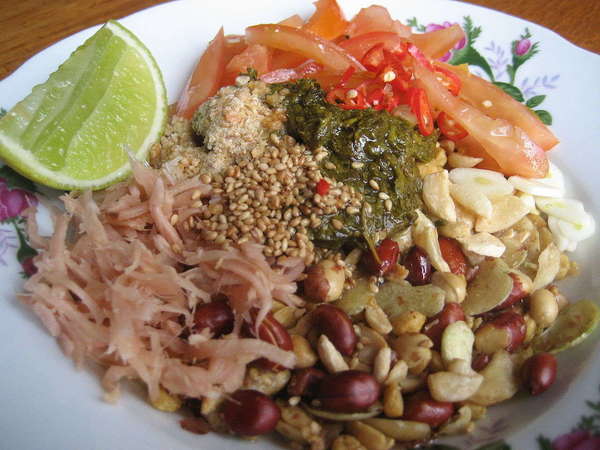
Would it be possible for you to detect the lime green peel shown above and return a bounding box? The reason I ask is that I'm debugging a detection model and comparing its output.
[0,20,167,190]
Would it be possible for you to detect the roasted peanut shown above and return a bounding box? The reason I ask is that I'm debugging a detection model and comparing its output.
[318,334,350,373]
[438,236,468,276]
[474,311,526,354]
[403,391,454,428]
[383,383,404,417]
[385,359,408,385]
[312,304,358,356]
[493,271,532,311]
[304,259,346,302]
[193,299,234,337]
[528,289,559,328]
[365,297,393,335]
[431,271,466,303]
[243,366,290,395]
[150,387,181,412]
[222,390,281,436]
[362,238,400,276]
[347,421,394,450]
[373,347,392,383]
[403,246,432,286]
[363,417,431,442]
[427,370,483,403]
[521,353,557,395]
[391,310,427,335]
[317,370,381,413]
[423,302,465,348]
[287,367,326,398]
[291,334,318,369]
[332,435,367,450]
[392,333,433,375]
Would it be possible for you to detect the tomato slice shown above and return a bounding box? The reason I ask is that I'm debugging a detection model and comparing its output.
[304,0,349,40]
[410,24,465,60]
[338,31,405,61]
[246,24,365,73]
[176,28,227,119]
[346,5,411,37]
[222,44,271,86]
[439,62,559,151]
[414,62,548,177]
[409,87,434,136]
[437,112,468,141]
[261,60,323,84]
[279,14,304,28]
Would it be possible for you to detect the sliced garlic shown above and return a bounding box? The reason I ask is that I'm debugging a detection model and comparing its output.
[515,192,537,214]
[509,177,564,198]
[449,184,493,219]
[449,168,514,198]
[413,210,451,273]
[475,196,530,234]
[447,153,483,169]
[547,217,573,252]
[509,162,565,198]
[459,232,506,257]
[536,198,588,225]
[548,214,595,243]
[423,170,456,222]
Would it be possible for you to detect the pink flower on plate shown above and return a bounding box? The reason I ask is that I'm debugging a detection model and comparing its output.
[21,256,37,277]
[424,21,467,62]
[0,178,37,222]
[553,430,600,450]
[514,38,532,56]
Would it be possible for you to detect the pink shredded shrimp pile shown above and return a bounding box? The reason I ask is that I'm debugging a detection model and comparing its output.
[20,161,303,402]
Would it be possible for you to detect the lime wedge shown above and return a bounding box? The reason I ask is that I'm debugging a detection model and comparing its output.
[0,20,167,190]
[532,299,600,353]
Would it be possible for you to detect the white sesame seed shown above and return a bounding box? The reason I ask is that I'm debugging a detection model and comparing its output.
[170,214,179,226]
[385,199,393,211]
[382,71,396,82]
[482,99,493,108]
[378,192,390,200]
[351,161,364,169]
[369,179,380,190]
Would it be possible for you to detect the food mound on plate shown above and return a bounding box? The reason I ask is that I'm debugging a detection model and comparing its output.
[20,1,597,448]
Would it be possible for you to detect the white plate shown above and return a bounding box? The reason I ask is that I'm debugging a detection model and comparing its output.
[0,0,599,449]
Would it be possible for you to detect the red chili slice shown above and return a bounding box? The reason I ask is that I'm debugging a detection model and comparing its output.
[433,64,461,96]
[316,179,330,195]
[361,43,386,72]
[337,66,356,88]
[437,111,468,141]
[409,87,434,136]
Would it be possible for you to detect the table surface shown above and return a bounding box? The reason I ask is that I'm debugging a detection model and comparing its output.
[1,0,599,79]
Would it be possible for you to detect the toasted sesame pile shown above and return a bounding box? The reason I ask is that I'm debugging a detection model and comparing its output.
[150,80,362,265]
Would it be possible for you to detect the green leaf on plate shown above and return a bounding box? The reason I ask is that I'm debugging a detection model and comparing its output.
[0,165,38,193]
[536,436,553,450]
[450,46,495,81]
[526,94,546,108]
[476,441,511,450]
[534,110,553,125]
[493,82,525,102]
